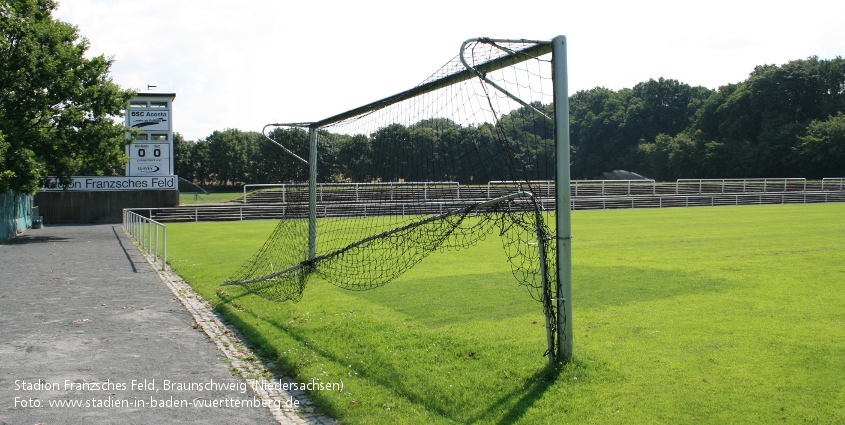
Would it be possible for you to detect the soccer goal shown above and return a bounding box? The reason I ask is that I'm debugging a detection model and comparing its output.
[225,36,572,363]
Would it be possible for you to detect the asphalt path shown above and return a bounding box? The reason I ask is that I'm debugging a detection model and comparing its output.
[0,224,276,424]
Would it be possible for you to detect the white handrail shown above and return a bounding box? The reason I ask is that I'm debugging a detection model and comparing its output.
[122,209,167,271]
[821,178,845,191]
[243,181,461,203]
[675,178,807,194]
[487,179,656,198]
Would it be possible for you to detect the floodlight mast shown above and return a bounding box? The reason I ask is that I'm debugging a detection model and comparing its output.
[552,35,573,363]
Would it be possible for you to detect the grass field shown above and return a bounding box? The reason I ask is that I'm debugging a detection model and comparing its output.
[165,203,845,424]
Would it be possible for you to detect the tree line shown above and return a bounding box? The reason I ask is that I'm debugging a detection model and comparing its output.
[571,56,845,180]
[174,117,556,188]
[176,55,844,188]
[3,0,842,195]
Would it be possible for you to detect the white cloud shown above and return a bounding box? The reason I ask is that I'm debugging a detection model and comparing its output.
[54,0,845,141]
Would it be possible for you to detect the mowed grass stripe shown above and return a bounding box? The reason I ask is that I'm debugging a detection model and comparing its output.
[165,203,845,424]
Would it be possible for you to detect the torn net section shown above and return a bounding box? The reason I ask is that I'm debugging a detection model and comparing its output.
[227,193,556,304]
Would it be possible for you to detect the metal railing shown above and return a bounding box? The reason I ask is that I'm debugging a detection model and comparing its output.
[675,178,807,194]
[571,191,841,210]
[123,209,167,271]
[487,180,554,198]
[572,179,656,196]
[130,187,845,223]
[821,178,845,191]
[486,179,657,198]
[243,181,461,203]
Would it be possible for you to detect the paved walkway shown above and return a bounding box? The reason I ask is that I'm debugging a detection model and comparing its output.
[0,224,328,424]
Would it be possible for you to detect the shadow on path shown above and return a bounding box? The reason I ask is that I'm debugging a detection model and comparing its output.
[3,234,70,245]
[112,225,138,272]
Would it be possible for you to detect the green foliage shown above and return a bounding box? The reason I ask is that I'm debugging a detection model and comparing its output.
[0,130,15,192]
[0,0,135,194]
[571,78,713,179]
[636,133,700,181]
[796,112,845,177]
[166,204,845,424]
[172,132,193,180]
[173,57,844,185]
[206,129,262,186]
[175,113,555,186]
[259,127,310,182]
[335,134,373,181]
[638,56,845,180]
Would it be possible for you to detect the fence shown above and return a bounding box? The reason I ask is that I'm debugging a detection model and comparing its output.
[131,200,500,222]
[487,180,658,198]
[1,191,32,241]
[675,178,807,194]
[243,181,461,203]
[571,191,843,210]
[122,209,166,271]
[486,180,554,198]
[821,178,845,191]
[572,179,656,196]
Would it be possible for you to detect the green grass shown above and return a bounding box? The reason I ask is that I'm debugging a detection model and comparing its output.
[179,192,242,204]
[165,203,845,424]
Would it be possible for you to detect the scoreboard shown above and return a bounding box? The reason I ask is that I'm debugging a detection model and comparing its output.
[128,142,171,176]
[126,93,175,178]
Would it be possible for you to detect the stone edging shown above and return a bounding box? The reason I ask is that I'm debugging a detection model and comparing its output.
[137,247,337,425]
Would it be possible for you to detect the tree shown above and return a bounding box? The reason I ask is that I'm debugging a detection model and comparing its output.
[172,132,194,181]
[262,127,309,182]
[336,134,373,182]
[796,112,845,178]
[190,140,212,186]
[694,56,845,177]
[0,0,135,194]
[637,133,702,180]
[205,129,262,186]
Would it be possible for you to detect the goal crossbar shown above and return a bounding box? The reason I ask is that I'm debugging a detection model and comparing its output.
[306,41,551,129]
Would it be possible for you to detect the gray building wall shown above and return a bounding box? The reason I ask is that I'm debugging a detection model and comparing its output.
[34,190,178,224]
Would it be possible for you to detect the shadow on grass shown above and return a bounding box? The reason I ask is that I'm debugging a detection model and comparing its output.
[212,292,566,424]
[469,363,563,425]
[576,265,735,310]
[211,300,349,420]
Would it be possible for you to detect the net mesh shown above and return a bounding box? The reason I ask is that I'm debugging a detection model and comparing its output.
[226,39,558,345]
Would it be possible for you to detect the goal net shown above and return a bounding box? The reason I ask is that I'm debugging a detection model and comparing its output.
[225,37,570,361]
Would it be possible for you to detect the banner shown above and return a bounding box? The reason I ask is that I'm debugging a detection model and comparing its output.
[40,176,177,191]
[128,109,170,131]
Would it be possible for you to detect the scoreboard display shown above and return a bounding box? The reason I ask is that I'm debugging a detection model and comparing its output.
[128,142,171,176]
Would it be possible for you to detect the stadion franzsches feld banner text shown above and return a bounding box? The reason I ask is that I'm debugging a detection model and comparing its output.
[40,176,177,191]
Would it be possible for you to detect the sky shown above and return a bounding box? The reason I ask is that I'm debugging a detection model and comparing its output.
[54,0,845,142]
